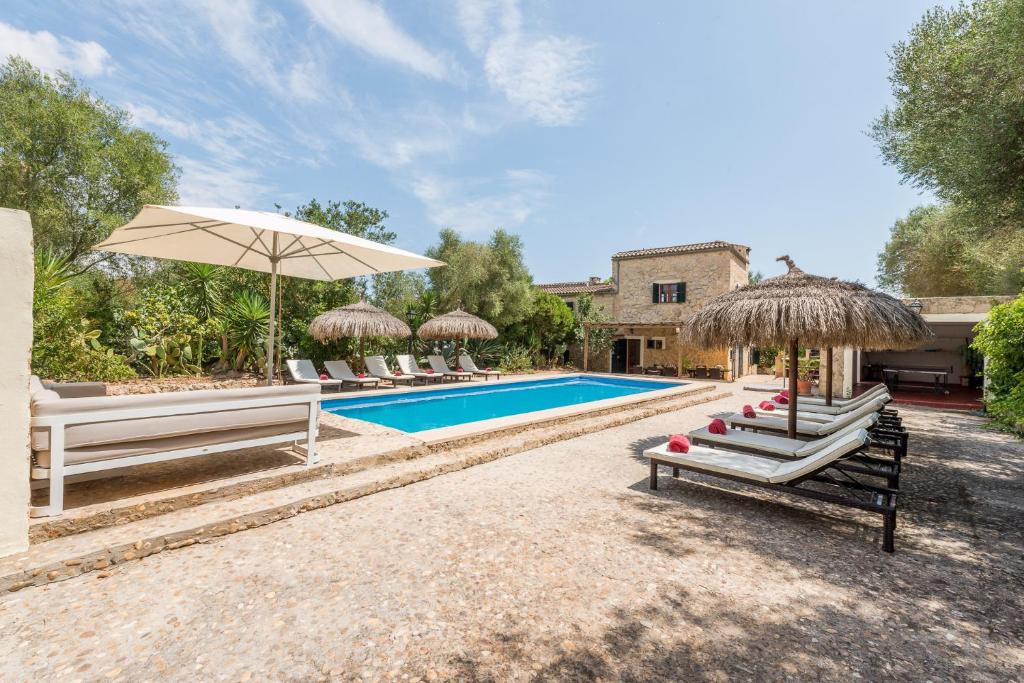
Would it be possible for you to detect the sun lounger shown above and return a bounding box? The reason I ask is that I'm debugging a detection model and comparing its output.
[396,355,443,384]
[29,378,321,517]
[322,360,381,390]
[285,359,347,391]
[459,354,501,381]
[763,388,892,416]
[729,398,889,437]
[797,383,888,407]
[689,415,901,487]
[645,429,898,552]
[742,382,788,393]
[427,355,473,382]
[365,355,415,387]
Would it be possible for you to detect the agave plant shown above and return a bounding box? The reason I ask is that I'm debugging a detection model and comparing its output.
[223,290,270,372]
[178,262,225,321]
[34,250,75,293]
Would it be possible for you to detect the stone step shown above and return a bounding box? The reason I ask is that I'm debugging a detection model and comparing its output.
[3,387,729,593]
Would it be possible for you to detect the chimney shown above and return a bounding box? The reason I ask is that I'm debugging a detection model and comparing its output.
[588,276,602,286]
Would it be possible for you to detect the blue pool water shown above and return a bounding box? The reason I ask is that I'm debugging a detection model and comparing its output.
[322,375,683,433]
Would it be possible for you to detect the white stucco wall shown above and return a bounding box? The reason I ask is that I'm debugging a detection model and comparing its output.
[0,209,32,557]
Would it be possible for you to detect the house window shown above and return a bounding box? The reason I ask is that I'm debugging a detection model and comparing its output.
[565,300,575,312]
[652,282,686,303]
[646,337,665,350]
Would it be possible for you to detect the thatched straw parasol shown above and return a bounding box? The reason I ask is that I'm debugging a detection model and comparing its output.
[309,300,411,364]
[686,255,931,437]
[417,309,498,369]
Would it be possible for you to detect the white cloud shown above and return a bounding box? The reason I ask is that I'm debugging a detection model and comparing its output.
[124,104,283,164]
[176,157,272,208]
[0,22,112,77]
[412,169,548,232]
[302,0,451,80]
[184,0,326,102]
[455,0,594,126]
[338,105,459,169]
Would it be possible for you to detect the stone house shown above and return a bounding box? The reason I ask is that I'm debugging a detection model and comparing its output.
[537,240,757,379]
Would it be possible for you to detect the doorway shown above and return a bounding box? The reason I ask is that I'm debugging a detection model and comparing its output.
[611,338,642,373]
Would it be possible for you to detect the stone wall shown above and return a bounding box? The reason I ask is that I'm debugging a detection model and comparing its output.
[612,249,741,321]
[0,209,32,558]
[909,295,1015,314]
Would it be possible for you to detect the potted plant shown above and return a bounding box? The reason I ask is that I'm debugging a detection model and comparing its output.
[797,357,820,396]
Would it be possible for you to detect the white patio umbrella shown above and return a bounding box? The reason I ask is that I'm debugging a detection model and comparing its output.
[94,205,444,384]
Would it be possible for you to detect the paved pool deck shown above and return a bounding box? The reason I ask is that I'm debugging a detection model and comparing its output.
[2,390,1022,682]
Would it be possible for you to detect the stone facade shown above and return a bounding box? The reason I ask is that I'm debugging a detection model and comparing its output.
[907,295,1016,314]
[540,241,756,378]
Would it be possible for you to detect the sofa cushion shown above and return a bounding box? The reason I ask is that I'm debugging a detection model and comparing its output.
[32,384,319,454]
[35,421,309,468]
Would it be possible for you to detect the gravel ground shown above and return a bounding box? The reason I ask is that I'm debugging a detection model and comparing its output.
[2,395,1022,682]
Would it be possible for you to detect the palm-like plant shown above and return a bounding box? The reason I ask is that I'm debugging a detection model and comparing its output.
[178,262,226,370]
[223,291,270,372]
[35,250,75,293]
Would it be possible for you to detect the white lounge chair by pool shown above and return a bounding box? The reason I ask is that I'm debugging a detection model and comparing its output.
[459,354,501,381]
[286,359,347,391]
[427,355,473,382]
[644,429,897,552]
[365,356,415,387]
[322,360,380,390]
[729,398,888,437]
[396,355,443,384]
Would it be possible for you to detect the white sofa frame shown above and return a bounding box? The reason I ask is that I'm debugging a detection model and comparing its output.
[30,392,321,518]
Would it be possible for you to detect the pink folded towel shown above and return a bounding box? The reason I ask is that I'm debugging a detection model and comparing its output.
[457,367,464,372]
[357,372,366,378]
[759,400,774,411]
[426,369,434,374]
[667,434,690,453]
[773,394,789,404]
[780,389,789,398]
[708,418,727,435]
[742,404,756,418]
[319,373,328,380]
[485,367,493,372]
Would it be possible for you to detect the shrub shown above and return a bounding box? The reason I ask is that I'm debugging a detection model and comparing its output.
[33,279,135,382]
[114,285,217,377]
[499,344,533,373]
[972,294,1024,432]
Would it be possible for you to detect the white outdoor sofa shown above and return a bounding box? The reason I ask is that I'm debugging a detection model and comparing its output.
[29,377,321,517]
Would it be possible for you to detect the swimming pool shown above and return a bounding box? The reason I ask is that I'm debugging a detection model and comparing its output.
[322,375,684,433]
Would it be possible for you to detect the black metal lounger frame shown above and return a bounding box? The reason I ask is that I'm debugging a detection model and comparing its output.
[648,454,899,552]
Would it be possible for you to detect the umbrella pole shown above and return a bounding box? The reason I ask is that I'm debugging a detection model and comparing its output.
[266,233,280,386]
[788,338,799,439]
[360,337,365,369]
[825,347,833,407]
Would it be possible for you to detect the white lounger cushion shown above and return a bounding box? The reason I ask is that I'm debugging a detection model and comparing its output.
[459,354,499,375]
[365,356,408,380]
[798,383,888,407]
[396,355,435,377]
[690,415,877,457]
[428,355,472,376]
[646,430,870,484]
[769,389,890,416]
[731,398,886,436]
[288,359,344,384]
[323,361,377,384]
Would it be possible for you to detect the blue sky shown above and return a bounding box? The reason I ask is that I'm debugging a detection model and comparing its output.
[2,1,948,287]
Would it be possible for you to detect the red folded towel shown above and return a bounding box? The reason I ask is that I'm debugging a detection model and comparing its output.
[773,393,789,404]
[667,434,690,453]
[457,367,464,372]
[742,404,756,418]
[357,372,366,378]
[485,367,492,372]
[708,418,727,435]
[780,389,789,398]
[319,373,328,380]
[759,400,774,411]
[426,369,434,374]
[394,370,402,375]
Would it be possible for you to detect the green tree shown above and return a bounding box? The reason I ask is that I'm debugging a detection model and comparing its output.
[877,204,1024,296]
[872,0,1024,223]
[507,290,575,362]
[0,57,178,267]
[425,228,534,330]
[972,293,1024,431]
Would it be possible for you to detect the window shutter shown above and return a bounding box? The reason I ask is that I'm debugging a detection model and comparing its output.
[652,283,659,303]
[678,282,686,302]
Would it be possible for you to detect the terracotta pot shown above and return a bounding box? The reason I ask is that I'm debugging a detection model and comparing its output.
[797,379,813,396]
